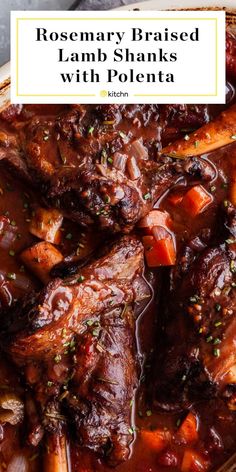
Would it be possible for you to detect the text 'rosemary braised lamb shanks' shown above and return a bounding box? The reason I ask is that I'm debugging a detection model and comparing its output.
[0,104,211,233]
[1,236,149,466]
[153,204,236,411]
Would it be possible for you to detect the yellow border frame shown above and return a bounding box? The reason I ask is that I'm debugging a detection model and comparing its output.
[15,17,219,98]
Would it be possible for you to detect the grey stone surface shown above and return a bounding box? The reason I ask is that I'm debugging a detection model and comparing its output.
[0,0,140,67]
[74,0,138,10]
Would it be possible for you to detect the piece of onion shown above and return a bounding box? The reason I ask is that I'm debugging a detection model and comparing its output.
[0,270,32,292]
[113,152,127,171]
[152,226,171,241]
[129,138,148,160]
[0,231,16,250]
[127,156,141,180]
[7,454,29,472]
[12,273,32,291]
[0,284,12,307]
[0,217,17,250]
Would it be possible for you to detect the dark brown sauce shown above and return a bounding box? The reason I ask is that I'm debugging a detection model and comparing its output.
[0,93,236,470]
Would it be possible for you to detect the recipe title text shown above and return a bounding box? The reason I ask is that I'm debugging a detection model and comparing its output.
[10,11,226,104]
[35,26,199,85]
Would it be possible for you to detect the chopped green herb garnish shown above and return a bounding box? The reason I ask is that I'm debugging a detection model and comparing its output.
[8,250,15,257]
[194,140,199,148]
[213,338,221,345]
[213,348,221,357]
[215,303,221,312]
[10,220,16,226]
[77,275,85,283]
[86,319,94,326]
[230,260,236,273]
[104,195,110,204]
[225,239,235,244]
[54,354,61,363]
[92,329,100,337]
[107,157,113,164]
[119,131,126,139]
[206,335,213,343]
[143,192,151,200]
[214,321,222,327]
[47,381,53,387]
[88,126,94,135]
[7,272,16,280]
[65,233,73,240]
[146,410,152,417]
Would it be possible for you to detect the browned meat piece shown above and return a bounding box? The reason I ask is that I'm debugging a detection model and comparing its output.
[0,104,211,233]
[153,204,236,411]
[1,236,149,465]
[66,306,138,466]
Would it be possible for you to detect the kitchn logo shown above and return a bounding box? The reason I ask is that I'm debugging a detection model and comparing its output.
[100,90,129,98]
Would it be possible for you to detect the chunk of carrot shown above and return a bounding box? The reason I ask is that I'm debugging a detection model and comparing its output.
[161,103,236,158]
[181,186,212,217]
[178,412,198,444]
[142,236,176,267]
[141,429,171,453]
[21,242,63,283]
[181,449,209,472]
[29,207,63,244]
[139,210,172,231]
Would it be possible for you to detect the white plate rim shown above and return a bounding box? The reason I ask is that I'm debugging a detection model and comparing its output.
[115,0,236,10]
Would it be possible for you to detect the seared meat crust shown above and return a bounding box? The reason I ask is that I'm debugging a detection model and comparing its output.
[1,236,149,465]
[153,204,236,410]
[0,104,210,233]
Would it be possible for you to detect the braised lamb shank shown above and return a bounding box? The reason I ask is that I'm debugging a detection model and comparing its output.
[1,236,149,465]
[0,104,211,233]
[153,204,236,411]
